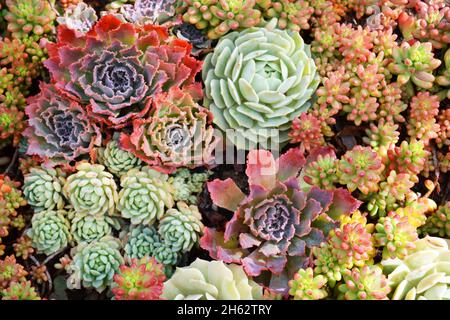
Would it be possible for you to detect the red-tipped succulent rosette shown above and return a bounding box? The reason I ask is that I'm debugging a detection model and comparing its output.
[200,148,361,294]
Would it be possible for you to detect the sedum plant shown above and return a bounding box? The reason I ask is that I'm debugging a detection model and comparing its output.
[382,236,450,300]
[27,210,72,255]
[288,267,328,300]
[112,256,166,300]
[67,236,124,292]
[202,19,319,149]
[23,166,66,212]
[200,148,361,293]
[168,169,211,205]
[162,258,263,300]
[63,163,119,216]
[158,201,204,253]
[421,202,450,239]
[338,265,390,300]
[0,255,28,290]
[118,167,174,226]
[1,281,41,300]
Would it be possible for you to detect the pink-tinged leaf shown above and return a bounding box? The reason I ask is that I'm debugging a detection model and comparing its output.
[217,247,244,264]
[308,187,334,212]
[276,147,305,182]
[239,233,261,249]
[259,242,280,257]
[246,149,276,190]
[200,228,242,263]
[306,146,336,164]
[287,238,306,256]
[327,188,362,220]
[301,228,325,248]
[207,178,245,212]
[266,256,288,275]
[242,252,267,276]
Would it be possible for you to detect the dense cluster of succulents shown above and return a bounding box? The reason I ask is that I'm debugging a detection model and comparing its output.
[0,0,447,302]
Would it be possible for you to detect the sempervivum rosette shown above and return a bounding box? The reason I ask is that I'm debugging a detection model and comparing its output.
[200,148,361,293]
[45,14,202,128]
[23,83,101,161]
[120,86,218,173]
[202,19,319,149]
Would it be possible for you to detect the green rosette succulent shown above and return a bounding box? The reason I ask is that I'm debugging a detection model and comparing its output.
[27,210,71,255]
[203,19,319,149]
[162,258,263,300]
[169,168,211,205]
[421,202,450,238]
[67,236,124,293]
[118,167,174,226]
[124,225,161,261]
[158,202,204,253]
[70,212,117,245]
[98,136,142,177]
[23,166,65,212]
[152,242,181,266]
[388,41,441,89]
[382,236,450,300]
[288,268,328,300]
[338,266,391,300]
[63,163,119,216]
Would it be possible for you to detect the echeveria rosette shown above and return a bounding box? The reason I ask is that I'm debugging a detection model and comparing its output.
[27,210,72,256]
[70,212,117,245]
[120,86,217,173]
[63,163,119,216]
[117,0,176,25]
[23,166,66,212]
[24,82,101,162]
[67,236,124,293]
[45,14,202,128]
[123,225,161,261]
[382,236,450,300]
[162,258,263,300]
[56,2,98,36]
[158,201,204,253]
[202,19,319,150]
[118,167,174,226]
[200,148,361,293]
[98,135,142,177]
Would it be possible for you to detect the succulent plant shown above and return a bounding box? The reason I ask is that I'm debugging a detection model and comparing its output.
[337,146,384,195]
[177,0,263,39]
[3,0,56,39]
[328,222,375,270]
[407,92,440,145]
[63,163,119,216]
[374,213,418,259]
[0,175,27,244]
[0,255,28,290]
[366,171,415,217]
[168,168,211,205]
[56,1,98,36]
[436,48,450,99]
[388,41,441,89]
[382,236,450,300]
[1,281,41,300]
[124,225,161,261]
[436,108,450,148]
[363,120,400,154]
[263,0,314,32]
[421,202,450,238]
[162,258,263,300]
[312,242,343,287]
[338,266,390,300]
[98,135,142,177]
[288,267,328,300]
[23,166,66,212]
[0,106,26,148]
[112,256,166,300]
[118,167,174,226]
[118,0,176,25]
[289,113,326,152]
[24,82,101,162]
[303,147,338,190]
[395,196,437,229]
[70,212,116,244]
[119,86,217,173]
[13,236,34,260]
[202,19,319,149]
[385,140,429,181]
[159,201,204,253]
[201,148,361,293]
[45,15,202,128]
[67,236,124,292]
[172,23,213,56]
[27,210,72,255]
